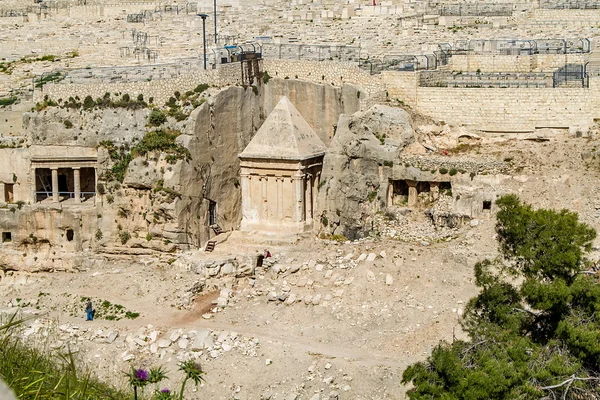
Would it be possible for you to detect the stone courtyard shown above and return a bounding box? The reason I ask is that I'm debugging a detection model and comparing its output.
[2,0,600,399]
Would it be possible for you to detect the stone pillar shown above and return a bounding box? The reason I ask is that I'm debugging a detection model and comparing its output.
[0,182,4,204]
[73,167,81,203]
[241,172,250,220]
[305,173,313,224]
[261,176,268,220]
[94,168,98,205]
[277,177,283,220]
[51,167,59,203]
[313,171,320,217]
[293,172,305,224]
[387,181,394,207]
[406,180,418,207]
[430,182,440,201]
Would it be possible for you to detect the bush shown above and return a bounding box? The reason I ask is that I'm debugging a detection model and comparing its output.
[0,97,17,107]
[367,190,378,202]
[262,71,271,84]
[119,231,131,245]
[82,95,95,110]
[148,109,167,127]
[448,168,458,176]
[402,195,600,399]
[194,84,209,94]
[63,120,73,129]
[438,167,448,174]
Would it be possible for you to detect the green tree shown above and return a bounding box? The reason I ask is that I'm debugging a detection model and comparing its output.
[402,195,600,399]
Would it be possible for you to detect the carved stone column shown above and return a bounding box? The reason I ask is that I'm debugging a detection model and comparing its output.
[261,176,268,220]
[277,177,283,221]
[240,172,250,220]
[304,173,313,224]
[430,182,440,201]
[293,172,304,224]
[406,179,418,207]
[51,167,59,203]
[387,181,394,207]
[73,167,81,203]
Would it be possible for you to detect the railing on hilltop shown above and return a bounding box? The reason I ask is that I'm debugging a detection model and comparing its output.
[418,64,590,88]
[552,64,589,87]
[261,43,361,63]
[541,0,600,8]
[439,2,514,16]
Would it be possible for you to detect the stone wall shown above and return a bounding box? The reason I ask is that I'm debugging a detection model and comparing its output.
[381,71,418,104]
[262,59,384,95]
[415,84,597,132]
[449,53,588,73]
[38,63,242,106]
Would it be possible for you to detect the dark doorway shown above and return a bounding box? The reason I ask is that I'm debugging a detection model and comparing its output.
[256,254,264,268]
[483,200,492,210]
[209,201,217,226]
[58,174,68,194]
[2,232,11,243]
[4,183,13,203]
[35,168,52,202]
[391,180,409,196]
[66,229,74,241]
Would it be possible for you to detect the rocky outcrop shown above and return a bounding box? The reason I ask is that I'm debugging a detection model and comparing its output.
[318,105,415,239]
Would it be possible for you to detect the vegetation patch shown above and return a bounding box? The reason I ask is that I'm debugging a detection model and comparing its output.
[0,316,127,399]
[0,96,17,107]
[402,195,600,399]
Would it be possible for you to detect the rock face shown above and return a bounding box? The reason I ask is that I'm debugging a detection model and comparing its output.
[317,105,415,238]
[1,78,361,271]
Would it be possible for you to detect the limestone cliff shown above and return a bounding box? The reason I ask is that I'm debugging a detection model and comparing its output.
[317,105,415,239]
[1,78,359,271]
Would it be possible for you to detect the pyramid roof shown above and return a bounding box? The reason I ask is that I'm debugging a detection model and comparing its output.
[239,96,327,161]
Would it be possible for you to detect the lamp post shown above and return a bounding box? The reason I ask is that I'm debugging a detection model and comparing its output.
[197,13,208,70]
[214,0,217,44]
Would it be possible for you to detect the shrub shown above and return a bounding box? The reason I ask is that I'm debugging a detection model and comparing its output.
[148,109,167,127]
[439,167,449,174]
[449,168,458,176]
[82,95,95,110]
[402,196,599,399]
[63,120,73,129]
[146,233,152,241]
[119,231,131,245]
[0,97,17,107]
[261,71,271,84]
[95,229,103,240]
[194,84,209,94]
[367,190,378,202]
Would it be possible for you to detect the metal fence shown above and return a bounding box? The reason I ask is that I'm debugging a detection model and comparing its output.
[552,64,589,87]
[262,43,361,63]
[541,0,600,8]
[418,65,588,88]
[439,3,513,16]
[450,39,591,55]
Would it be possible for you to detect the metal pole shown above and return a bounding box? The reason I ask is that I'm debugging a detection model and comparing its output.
[214,0,217,44]
[203,17,207,70]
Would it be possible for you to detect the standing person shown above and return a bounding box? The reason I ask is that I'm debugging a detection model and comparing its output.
[85,298,94,321]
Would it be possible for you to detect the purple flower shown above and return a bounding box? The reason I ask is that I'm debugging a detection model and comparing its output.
[135,369,149,381]
[161,389,170,394]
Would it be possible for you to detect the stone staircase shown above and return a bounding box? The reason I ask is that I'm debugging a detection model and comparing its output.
[205,240,216,252]
[211,224,224,235]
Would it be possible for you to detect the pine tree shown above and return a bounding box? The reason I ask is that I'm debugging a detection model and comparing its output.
[402,195,600,399]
